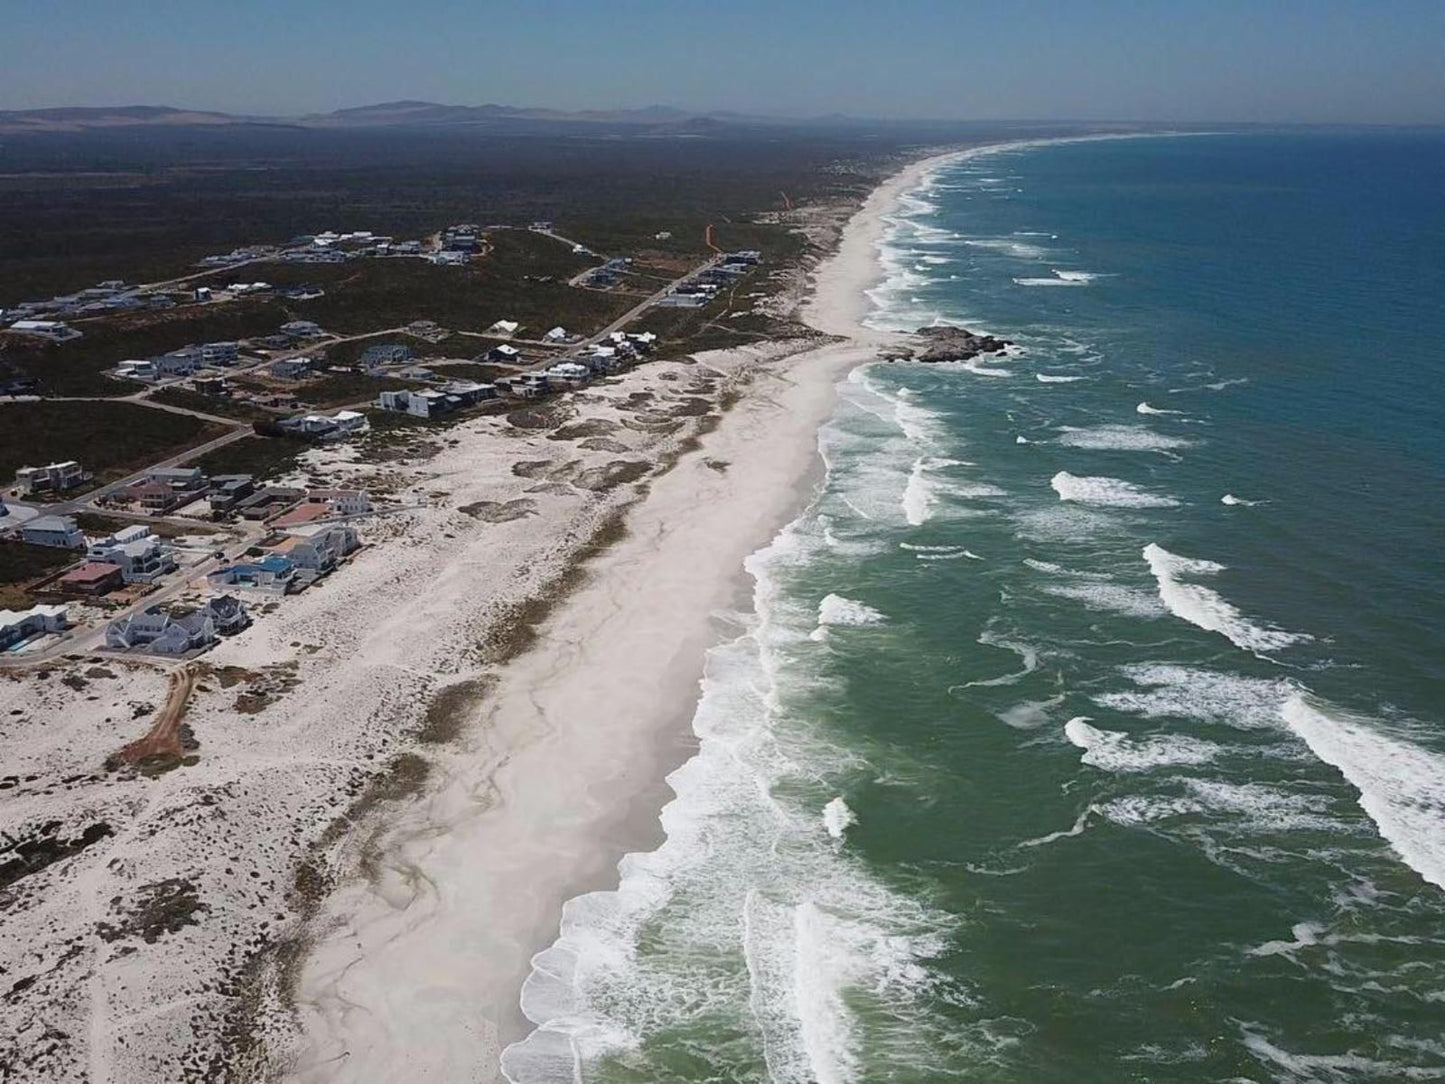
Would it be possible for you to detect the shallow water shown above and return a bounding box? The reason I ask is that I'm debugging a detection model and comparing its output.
[505,131,1445,1082]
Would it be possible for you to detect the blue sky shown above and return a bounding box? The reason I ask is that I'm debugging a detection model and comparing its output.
[2,0,1442,123]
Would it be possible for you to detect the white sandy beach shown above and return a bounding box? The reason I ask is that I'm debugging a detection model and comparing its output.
[271,151,959,1082]
[0,146,968,1083]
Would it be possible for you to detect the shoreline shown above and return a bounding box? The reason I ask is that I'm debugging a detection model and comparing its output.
[273,145,972,1081]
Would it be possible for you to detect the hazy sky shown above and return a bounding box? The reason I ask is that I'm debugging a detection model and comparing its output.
[2,0,1442,124]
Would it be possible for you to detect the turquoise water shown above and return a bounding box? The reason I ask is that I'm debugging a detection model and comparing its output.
[505,132,1445,1082]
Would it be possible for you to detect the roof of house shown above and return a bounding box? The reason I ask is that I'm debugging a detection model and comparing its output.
[272,503,330,527]
[61,562,123,584]
[204,595,246,620]
[26,515,78,532]
[0,604,67,627]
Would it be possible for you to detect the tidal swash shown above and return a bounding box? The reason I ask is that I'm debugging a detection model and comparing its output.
[503,132,1445,1082]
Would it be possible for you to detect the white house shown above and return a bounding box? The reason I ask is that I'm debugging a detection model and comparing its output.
[310,489,372,516]
[544,362,591,388]
[0,605,69,651]
[8,319,81,342]
[486,319,520,337]
[206,555,297,595]
[106,606,216,655]
[15,461,88,496]
[86,529,176,584]
[542,326,570,344]
[116,359,158,381]
[376,388,457,419]
[21,515,85,549]
[270,525,360,572]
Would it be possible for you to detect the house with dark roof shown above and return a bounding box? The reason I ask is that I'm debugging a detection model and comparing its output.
[202,595,250,636]
[106,606,217,655]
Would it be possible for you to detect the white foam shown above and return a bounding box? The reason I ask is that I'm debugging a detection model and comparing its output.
[997,694,1064,730]
[902,460,933,526]
[1013,269,1098,287]
[1136,401,1183,416]
[916,549,984,562]
[1041,582,1167,619]
[504,518,952,1082]
[959,630,1040,688]
[1051,471,1180,508]
[963,237,1049,259]
[1282,696,1445,890]
[1096,664,1292,730]
[1035,373,1085,383]
[1056,425,1192,453]
[812,594,886,642]
[1220,493,1265,507]
[823,797,857,840]
[1143,543,1311,655]
[1064,717,1219,771]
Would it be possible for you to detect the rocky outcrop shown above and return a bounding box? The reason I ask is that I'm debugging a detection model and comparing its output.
[883,326,1013,364]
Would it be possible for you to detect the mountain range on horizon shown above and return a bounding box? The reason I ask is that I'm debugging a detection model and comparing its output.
[0,99,876,135]
[0,100,1151,138]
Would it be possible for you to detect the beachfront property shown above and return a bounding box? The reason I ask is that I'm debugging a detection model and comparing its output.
[308,489,372,516]
[86,527,177,584]
[207,555,297,595]
[268,525,360,573]
[543,362,591,389]
[20,515,85,549]
[55,562,126,596]
[235,486,305,521]
[486,319,520,338]
[485,344,522,363]
[376,388,459,418]
[405,320,448,342]
[277,409,370,441]
[105,605,220,655]
[7,319,82,342]
[436,380,497,407]
[0,605,69,652]
[208,475,255,514]
[542,326,572,344]
[204,594,250,635]
[14,460,90,496]
[495,372,550,399]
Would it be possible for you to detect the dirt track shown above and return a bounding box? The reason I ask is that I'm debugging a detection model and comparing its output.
[116,664,198,766]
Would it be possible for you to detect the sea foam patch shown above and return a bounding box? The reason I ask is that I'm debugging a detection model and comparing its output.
[1143,543,1310,655]
[1065,717,1220,771]
[1056,425,1193,453]
[1051,471,1181,508]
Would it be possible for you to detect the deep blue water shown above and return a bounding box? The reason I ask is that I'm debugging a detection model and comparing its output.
[505,131,1445,1083]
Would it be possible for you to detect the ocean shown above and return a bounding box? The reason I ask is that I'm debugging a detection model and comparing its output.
[503,131,1445,1082]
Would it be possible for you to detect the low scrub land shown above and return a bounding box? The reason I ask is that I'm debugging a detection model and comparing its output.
[0,401,226,485]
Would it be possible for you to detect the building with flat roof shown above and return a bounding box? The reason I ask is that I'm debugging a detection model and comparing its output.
[0,605,68,651]
[14,461,89,496]
[57,562,125,595]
